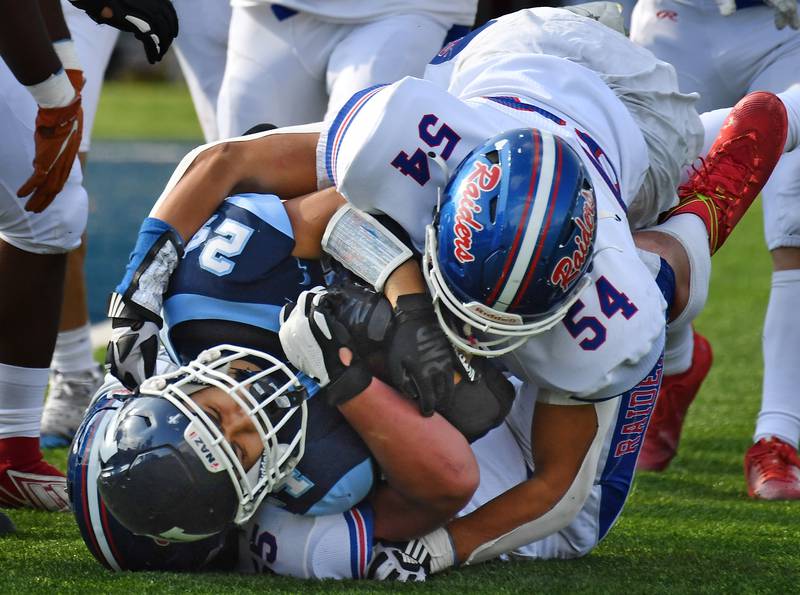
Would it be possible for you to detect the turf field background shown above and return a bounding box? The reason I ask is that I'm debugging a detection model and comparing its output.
[2,81,799,593]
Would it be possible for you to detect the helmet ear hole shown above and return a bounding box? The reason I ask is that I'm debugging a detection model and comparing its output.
[485,149,500,164]
[489,195,499,223]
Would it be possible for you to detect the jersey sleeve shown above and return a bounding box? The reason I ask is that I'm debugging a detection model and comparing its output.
[318,77,500,249]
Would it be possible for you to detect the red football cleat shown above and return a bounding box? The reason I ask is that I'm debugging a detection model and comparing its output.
[637,332,713,472]
[745,437,800,500]
[667,91,788,254]
[0,437,69,512]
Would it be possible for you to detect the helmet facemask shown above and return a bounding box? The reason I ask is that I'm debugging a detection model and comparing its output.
[137,344,309,527]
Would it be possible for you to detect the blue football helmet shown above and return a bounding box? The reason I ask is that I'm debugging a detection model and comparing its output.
[95,344,309,542]
[423,128,597,356]
[67,389,231,571]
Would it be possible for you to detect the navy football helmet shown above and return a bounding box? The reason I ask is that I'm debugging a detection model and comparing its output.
[95,344,309,542]
[67,389,231,571]
[423,128,597,356]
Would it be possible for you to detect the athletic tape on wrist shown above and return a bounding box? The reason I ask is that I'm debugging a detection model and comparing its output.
[53,39,82,71]
[422,527,457,573]
[25,69,75,108]
[322,205,412,292]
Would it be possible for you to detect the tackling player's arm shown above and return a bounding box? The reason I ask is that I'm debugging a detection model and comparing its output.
[369,398,617,579]
[446,401,601,564]
[150,131,320,242]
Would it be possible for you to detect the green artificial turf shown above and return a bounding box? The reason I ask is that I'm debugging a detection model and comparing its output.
[2,200,799,591]
[92,81,203,141]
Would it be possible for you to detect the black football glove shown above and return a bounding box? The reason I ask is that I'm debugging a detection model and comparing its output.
[70,0,178,63]
[279,288,373,407]
[386,293,456,417]
[324,282,394,353]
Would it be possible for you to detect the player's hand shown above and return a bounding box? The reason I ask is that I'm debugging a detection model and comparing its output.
[764,0,800,29]
[324,282,394,353]
[17,70,84,213]
[106,293,161,390]
[279,287,373,406]
[386,293,456,417]
[70,0,179,63]
[367,541,431,582]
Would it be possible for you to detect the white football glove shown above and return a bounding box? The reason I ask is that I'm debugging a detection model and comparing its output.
[366,528,456,582]
[765,0,800,29]
[715,0,799,29]
[279,287,372,406]
[279,287,331,385]
[106,314,160,390]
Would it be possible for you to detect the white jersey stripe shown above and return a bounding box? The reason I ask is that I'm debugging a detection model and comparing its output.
[494,131,556,310]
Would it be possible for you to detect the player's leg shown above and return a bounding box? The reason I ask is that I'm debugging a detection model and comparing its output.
[39,6,117,449]
[744,40,800,497]
[0,64,88,511]
[324,13,448,120]
[237,502,374,579]
[633,91,789,470]
[171,0,231,142]
[216,5,332,136]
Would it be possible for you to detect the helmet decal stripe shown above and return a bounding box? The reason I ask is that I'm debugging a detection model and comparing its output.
[99,498,125,568]
[511,137,564,309]
[86,412,123,571]
[79,418,112,569]
[493,131,558,309]
[485,131,542,306]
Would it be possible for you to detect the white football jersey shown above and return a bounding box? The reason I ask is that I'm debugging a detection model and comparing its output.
[230,0,478,26]
[317,9,669,400]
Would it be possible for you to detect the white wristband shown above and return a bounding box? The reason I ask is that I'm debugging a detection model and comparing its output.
[321,204,413,292]
[25,69,75,108]
[53,39,82,71]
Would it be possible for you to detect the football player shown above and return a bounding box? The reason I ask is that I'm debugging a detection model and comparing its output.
[73,189,513,573]
[103,6,792,577]
[216,0,478,136]
[0,0,88,513]
[630,0,800,498]
[40,0,233,451]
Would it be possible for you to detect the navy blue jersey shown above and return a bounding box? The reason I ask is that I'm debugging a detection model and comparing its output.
[163,193,374,516]
[164,193,325,338]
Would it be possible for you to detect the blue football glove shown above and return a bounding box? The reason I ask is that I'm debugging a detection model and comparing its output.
[107,218,183,389]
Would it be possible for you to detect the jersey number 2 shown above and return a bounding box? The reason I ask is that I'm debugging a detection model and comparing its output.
[199,218,254,277]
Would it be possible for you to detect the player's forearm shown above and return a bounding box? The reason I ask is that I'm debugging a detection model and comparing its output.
[39,0,71,42]
[0,0,61,85]
[383,259,427,307]
[447,401,608,565]
[150,130,320,242]
[446,475,577,563]
[338,377,478,517]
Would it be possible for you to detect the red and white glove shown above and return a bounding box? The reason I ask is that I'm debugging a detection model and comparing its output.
[17,69,84,213]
